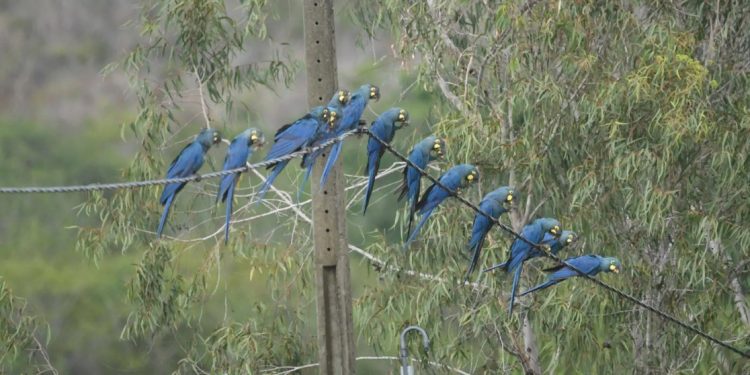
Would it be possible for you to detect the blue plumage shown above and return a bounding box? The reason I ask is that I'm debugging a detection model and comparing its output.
[484,230,576,272]
[157,128,222,237]
[318,84,380,187]
[398,136,447,234]
[465,186,516,278]
[256,106,332,203]
[362,108,410,214]
[217,128,264,244]
[404,164,479,249]
[519,255,621,297]
[298,90,352,197]
[499,217,562,315]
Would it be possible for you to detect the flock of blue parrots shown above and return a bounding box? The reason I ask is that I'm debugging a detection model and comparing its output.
[155,83,622,314]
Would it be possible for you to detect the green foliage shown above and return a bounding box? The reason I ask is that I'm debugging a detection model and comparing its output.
[0,279,41,372]
[349,0,750,373]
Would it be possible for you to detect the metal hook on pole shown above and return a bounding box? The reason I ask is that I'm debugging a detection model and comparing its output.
[400,325,430,375]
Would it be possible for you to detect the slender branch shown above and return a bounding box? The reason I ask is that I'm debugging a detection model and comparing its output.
[193,64,211,129]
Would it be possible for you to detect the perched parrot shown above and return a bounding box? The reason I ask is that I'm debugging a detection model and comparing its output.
[484,230,576,272]
[217,128,265,244]
[464,186,516,279]
[397,136,447,234]
[318,84,380,187]
[298,90,352,197]
[519,255,622,297]
[255,102,337,203]
[500,217,562,315]
[157,128,222,237]
[362,108,410,214]
[404,164,479,249]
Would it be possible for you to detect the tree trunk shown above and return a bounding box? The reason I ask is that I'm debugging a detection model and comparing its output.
[521,313,542,374]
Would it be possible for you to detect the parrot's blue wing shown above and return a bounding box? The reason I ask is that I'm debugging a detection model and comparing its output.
[466,200,499,278]
[362,139,384,214]
[404,174,456,248]
[257,116,320,203]
[157,142,205,237]
[362,119,394,214]
[403,157,424,235]
[218,138,250,203]
[506,224,542,272]
[266,117,318,160]
[217,138,251,243]
[520,256,600,297]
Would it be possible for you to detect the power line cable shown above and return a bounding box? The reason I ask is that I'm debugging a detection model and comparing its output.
[0,129,361,194]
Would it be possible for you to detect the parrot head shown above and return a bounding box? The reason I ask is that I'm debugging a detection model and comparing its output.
[244,128,265,148]
[430,137,447,159]
[463,165,479,185]
[327,108,340,130]
[397,108,410,126]
[601,257,622,274]
[383,107,410,127]
[354,83,380,100]
[561,231,577,246]
[535,218,562,237]
[320,107,330,122]
[333,89,350,107]
[369,86,381,100]
[491,186,517,209]
[197,128,222,147]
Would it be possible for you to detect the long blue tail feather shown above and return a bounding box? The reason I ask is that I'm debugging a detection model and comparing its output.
[508,265,523,316]
[224,182,236,244]
[320,142,342,188]
[157,194,175,238]
[404,207,434,250]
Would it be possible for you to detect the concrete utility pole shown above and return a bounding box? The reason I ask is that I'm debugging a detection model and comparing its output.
[303,1,356,374]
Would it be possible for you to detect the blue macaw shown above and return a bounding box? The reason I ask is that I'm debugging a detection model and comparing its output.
[297,90,352,198]
[499,217,562,315]
[318,84,380,187]
[217,128,265,244]
[255,102,338,203]
[362,108,410,214]
[464,186,516,278]
[519,255,622,297]
[397,136,447,235]
[157,128,222,237]
[404,164,479,248]
[484,230,576,272]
